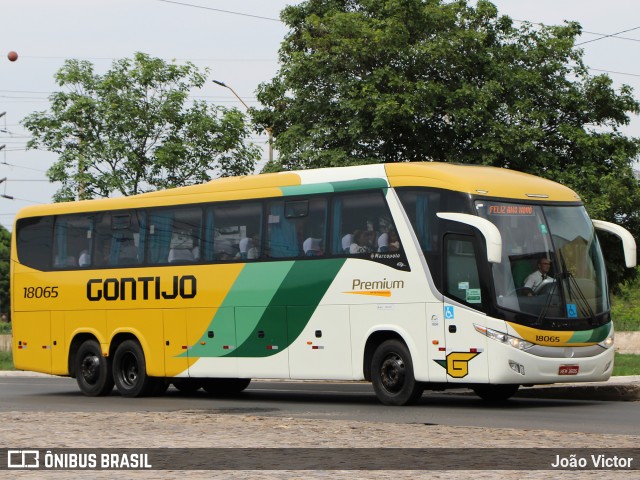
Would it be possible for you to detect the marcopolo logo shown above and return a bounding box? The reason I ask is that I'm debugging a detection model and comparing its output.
[344,278,405,297]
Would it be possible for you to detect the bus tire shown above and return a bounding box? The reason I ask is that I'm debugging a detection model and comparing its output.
[112,340,153,398]
[201,378,251,396]
[172,379,203,394]
[472,384,519,402]
[75,339,114,397]
[371,339,423,406]
[147,377,169,396]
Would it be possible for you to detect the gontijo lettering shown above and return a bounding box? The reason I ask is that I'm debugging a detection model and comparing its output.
[86,275,197,301]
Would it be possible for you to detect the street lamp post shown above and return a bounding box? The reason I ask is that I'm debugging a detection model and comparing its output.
[212,80,273,164]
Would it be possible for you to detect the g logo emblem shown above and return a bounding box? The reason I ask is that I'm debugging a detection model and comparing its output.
[437,352,480,378]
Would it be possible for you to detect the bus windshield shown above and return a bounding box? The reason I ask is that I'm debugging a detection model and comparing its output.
[475,201,609,325]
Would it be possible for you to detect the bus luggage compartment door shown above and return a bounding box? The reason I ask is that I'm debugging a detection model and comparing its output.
[12,311,52,374]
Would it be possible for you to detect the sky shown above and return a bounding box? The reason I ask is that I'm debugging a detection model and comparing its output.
[1,0,639,231]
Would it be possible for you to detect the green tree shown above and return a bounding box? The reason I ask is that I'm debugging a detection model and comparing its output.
[24,52,261,201]
[0,226,10,317]
[254,0,640,288]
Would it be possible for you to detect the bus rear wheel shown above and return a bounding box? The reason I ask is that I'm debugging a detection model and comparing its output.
[371,339,423,406]
[112,340,153,398]
[472,384,520,402]
[75,339,114,396]
[201,378,251,396]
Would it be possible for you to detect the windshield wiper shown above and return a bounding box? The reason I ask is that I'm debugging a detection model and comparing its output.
[556,250,598,326]
[566,271,598,326]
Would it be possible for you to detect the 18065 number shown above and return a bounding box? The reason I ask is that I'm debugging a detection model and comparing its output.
[23,286,59,299]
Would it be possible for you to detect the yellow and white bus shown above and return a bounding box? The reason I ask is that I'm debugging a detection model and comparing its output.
[11,163,636,405]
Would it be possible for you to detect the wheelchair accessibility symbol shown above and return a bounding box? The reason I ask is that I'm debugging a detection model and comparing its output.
[567,304,578,318]
[444,305,455,320]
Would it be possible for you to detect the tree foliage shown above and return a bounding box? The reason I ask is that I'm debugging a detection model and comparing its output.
[24,52,261,201]
[254,0,640,288]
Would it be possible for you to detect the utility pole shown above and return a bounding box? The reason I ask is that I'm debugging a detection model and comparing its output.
[0,112,6,164]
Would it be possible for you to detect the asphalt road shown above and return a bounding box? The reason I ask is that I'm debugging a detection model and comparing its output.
[1,376,638,436]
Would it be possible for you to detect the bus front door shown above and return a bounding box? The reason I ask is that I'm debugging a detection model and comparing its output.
[441,235,489,384]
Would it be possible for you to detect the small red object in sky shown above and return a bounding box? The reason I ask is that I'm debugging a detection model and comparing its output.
[7,51,18,62]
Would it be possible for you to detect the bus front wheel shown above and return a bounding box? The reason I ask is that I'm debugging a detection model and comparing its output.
[112,340,153,398]
[371,339,423,406]
[75,339,114,396]
[472,384,519,402]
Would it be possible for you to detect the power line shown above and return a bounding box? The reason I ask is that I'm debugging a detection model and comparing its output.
[3,179,50,182]
[575,26,640,46]
[0,162,48,173]
[155,0,281,22]
[582,31,640,43]
[2,196,43,204]
[512,19,640,44]
[590,68,640,78]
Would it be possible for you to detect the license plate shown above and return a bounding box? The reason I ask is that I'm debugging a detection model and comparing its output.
[558,365,579,375]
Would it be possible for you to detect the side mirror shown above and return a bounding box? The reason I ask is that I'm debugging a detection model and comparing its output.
[437,212,502,264]
[592,220,637,268]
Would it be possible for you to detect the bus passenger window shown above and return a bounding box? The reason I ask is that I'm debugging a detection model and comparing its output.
[16,216,54,270]
[148,207,201,265]
[267,198,327,258]
[93,210,144,267]
[331,192,398,256]
[53,214,93,269]
[445,237,484,307]
[204,202,262,262]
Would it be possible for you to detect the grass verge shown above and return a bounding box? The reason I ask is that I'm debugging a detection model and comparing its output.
[0,351,13,370]
[611,268,640,331]
[612,353,640,376]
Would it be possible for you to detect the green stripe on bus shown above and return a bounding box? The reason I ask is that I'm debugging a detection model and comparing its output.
[331,178,388,192]
[279,178,388,196]
[568,323,611,343]
[185,259,346,358]
[228,258,346,358]
[280,184,335,196]
[185,262,294,358]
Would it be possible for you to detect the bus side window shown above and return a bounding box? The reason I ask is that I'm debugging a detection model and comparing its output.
[205,202,262,262]
[16,216,54,270]
[267,198,327,258]
[92,210,144,267]
[331,191,398,256]
[165,208,202,264]
[444,235,484,308]
[53,214,93,269]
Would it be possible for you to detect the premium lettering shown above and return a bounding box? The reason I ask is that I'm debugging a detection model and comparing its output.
[87,275,197,301]
[352,278,405,290]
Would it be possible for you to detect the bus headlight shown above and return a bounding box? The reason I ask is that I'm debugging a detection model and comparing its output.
[474,324,535,351]
[598,335,614,349]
